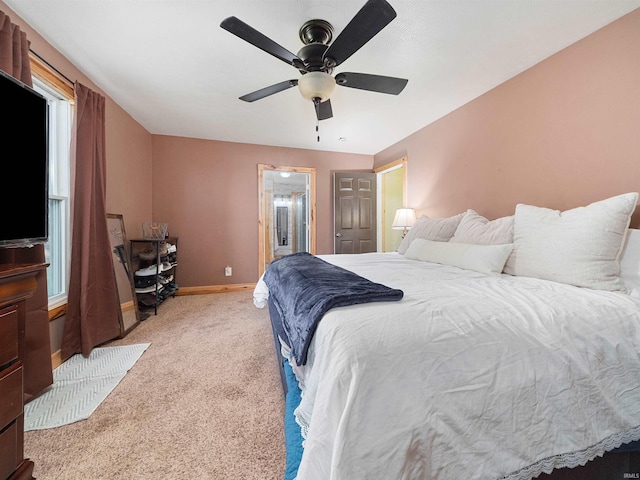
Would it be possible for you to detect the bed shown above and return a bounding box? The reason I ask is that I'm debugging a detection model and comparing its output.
[254,192,640,480]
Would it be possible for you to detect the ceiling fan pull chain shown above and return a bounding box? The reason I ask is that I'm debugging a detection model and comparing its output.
[313,97,321,142]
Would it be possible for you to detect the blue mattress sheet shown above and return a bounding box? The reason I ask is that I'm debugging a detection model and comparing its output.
[283,360,304,480]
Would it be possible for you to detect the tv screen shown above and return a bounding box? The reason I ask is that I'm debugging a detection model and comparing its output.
[0,68,49,248]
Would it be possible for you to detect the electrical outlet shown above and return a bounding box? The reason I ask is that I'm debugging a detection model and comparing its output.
[225,266,232,277]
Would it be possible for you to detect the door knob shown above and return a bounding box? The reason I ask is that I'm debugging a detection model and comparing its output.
[335,233,342,237]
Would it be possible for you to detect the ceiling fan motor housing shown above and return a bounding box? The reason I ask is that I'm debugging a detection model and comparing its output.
[296,43,333,73]
[296,19,337,74]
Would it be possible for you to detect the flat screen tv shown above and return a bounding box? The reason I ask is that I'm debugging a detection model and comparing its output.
[0,68,49,248]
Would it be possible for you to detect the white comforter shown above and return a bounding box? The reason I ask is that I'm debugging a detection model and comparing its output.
[256,252,640,480]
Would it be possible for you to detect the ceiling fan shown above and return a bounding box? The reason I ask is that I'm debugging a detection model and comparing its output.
[220,0,408,123]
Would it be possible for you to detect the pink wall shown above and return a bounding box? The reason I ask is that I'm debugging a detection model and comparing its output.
[105,108,153,237]
[375,9,640,228]
[151,136,372,286]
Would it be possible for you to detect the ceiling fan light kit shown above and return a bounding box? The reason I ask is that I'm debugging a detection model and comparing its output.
[298,72,336,102]
[220,0,408,132]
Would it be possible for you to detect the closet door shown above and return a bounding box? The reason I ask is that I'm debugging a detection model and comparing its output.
[334,172,377,254]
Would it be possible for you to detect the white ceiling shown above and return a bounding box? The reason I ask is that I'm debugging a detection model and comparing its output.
[6,1,640,155]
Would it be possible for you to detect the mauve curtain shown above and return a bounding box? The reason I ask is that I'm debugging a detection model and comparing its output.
[0,10,31,84]
[61,82,121,359]
[0,10,53,399]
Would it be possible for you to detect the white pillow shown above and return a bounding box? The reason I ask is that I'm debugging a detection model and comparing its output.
[450,210,514,245]
[405,238,514,275]
[503,192,639,292]
[620,229,640,297]
[397,213,464,255]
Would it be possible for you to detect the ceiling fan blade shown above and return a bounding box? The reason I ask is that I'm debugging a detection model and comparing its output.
[323,0,397,67]
[314,98,333,121]
[239,80,298,102]
[220,16,301,67]
[335,72,407,95]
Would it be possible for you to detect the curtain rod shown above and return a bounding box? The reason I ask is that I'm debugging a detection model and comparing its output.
[29,49,74,87]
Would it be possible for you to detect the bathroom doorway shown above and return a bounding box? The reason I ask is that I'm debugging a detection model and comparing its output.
[258,164,316,276]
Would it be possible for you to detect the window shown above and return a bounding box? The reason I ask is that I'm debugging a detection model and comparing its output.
[31,59,73,309]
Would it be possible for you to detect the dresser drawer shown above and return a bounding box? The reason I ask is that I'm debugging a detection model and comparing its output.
[0,305,19,369]
[0,418,19,479]
[0,362,23,429]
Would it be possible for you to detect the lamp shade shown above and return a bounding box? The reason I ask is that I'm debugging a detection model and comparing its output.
[391,208,417,230]
[298,71,336,102]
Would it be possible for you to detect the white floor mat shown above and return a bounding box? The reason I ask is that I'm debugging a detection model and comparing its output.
[24,343,150,431]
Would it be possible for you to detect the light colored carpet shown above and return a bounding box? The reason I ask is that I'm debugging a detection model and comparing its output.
[24,291,285,479]
[25,343,150,431]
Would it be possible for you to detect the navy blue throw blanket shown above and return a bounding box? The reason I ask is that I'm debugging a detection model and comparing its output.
[263,252,404,365]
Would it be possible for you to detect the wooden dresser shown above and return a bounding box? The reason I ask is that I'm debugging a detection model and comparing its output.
[0,263,46,480]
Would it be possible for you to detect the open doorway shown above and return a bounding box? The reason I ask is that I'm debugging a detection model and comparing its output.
[376,156,407,252]
[258,164,316,276]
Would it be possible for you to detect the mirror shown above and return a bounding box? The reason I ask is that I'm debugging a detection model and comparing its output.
[258,164,316,276]
[107,213,142,336]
